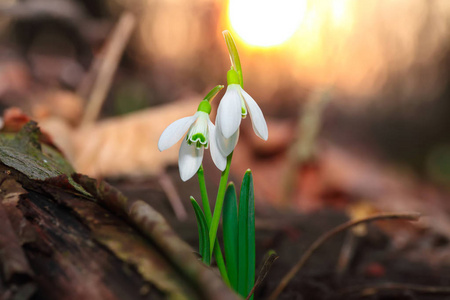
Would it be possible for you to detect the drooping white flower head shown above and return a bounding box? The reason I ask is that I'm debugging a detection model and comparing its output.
[158,100,226,181]
[215,69,268,156]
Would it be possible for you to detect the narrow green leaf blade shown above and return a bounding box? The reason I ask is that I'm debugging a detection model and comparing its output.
[223,182,238,290]
[190,196,210,265]
[246,171,255,300]
[238,170,252,297]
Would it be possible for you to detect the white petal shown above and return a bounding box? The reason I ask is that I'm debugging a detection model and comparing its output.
[241,89,268,140]
[158,115,197,151]
[216,124,239,157]
[178,137,204,181]
[208,121,226,171]
[217,84,242,138]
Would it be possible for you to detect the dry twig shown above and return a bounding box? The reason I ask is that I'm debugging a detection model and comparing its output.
[337,282,450,298]
[267,212,421,300]
[246,251,279,300]
[158,171,187,221]
[81,11,136,125]
[335,231,357,280]
[280,87,331,205]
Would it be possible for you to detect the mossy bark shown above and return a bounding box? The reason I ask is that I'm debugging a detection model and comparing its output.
[0,121,238,300]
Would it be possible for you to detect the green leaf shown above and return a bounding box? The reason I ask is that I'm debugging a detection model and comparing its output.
[190,197,210,265]
[223,182,238,290]
[246,171,256,300]
[197,166,230,285]
[238,170,255,298]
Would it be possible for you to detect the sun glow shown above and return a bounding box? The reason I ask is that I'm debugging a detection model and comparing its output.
[228,0,307,48]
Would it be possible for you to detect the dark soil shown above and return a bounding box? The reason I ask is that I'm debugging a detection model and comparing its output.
[109,169,450,300]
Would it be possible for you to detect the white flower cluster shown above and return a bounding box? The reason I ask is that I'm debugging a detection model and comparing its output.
[158,70,268,181]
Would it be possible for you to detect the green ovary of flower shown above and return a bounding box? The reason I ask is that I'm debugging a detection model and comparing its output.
[197,100,212,114]
[227,69,240,85]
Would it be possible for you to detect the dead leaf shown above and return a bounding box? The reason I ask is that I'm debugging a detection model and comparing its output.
[32,90,84,126]
[41,98,198,178]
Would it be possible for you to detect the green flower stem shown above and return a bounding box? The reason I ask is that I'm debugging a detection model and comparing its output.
[204,85,224,103]
[197,165,230,286]
[209,152,233,256]
[213,242,230,286]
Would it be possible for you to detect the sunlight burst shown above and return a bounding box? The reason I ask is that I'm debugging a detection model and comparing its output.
[228,0,307,47]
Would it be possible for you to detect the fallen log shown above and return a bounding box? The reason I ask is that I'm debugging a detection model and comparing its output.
[0,121,238,300]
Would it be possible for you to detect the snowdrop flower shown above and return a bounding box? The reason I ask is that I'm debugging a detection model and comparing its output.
[215,69,268,156]
[158,100,226,181]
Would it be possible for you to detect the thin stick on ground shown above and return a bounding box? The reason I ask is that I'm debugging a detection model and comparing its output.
[280,87,331,205]
[158,171,187,221]
[335,230,357,280]
[267,212,421,300]
[337,282,450,298]
[246,251,278,300]
[80,11,136,126]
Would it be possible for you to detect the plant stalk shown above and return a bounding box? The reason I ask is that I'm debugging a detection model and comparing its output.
[197,165,230,286]
[209,153,233,256]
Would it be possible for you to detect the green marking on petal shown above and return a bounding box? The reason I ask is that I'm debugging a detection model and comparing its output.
[186,111,209,149]
[196,141,208,149]
[241,106,247,118]
[191,133,206,144]
[240,92,248,118]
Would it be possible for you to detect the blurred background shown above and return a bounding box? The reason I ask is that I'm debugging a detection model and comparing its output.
[1,0,450,210]
[3,2,450,298]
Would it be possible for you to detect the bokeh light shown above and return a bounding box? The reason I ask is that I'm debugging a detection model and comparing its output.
[228,0,307,47]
